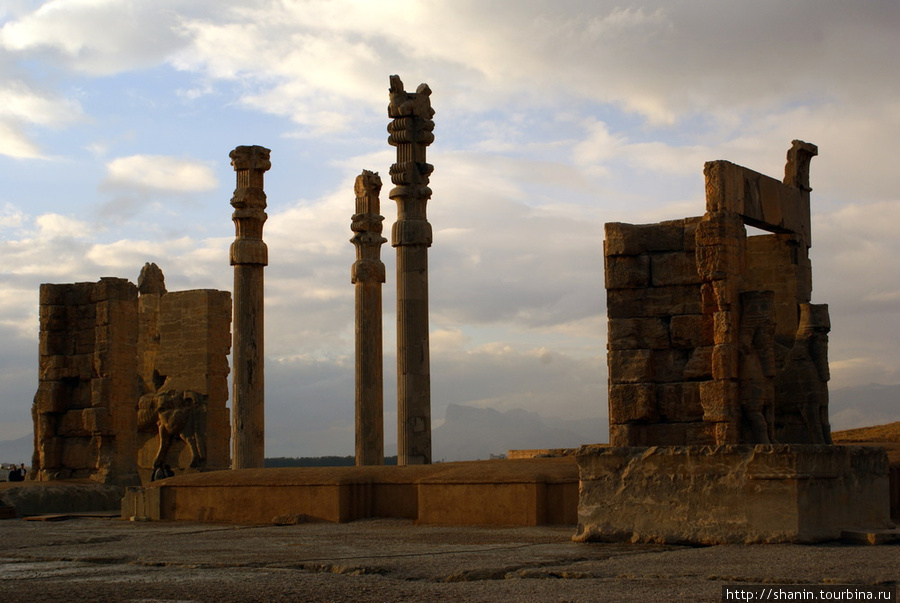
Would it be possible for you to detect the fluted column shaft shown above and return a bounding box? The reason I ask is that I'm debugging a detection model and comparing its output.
[352,170,387,466]
[388,75,434,465]
[229,145,270,469]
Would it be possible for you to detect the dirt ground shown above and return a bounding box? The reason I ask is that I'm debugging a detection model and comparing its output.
[1,517,897,603]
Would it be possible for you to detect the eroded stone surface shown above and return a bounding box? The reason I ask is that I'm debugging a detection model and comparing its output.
[352,170,387,466]
[605,141,828,446]
[575,444,893,544]
[31,266,231,485]
[389,75,435,466]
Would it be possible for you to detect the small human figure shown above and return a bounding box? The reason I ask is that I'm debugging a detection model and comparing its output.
[7,463,25,482]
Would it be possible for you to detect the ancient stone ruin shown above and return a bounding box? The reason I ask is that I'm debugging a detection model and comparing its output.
[576,141,894,544]
[229,145,271,469]
[604,140,830,446]
[351,170,387,466]
[389,75,435,465]
[31,264,231,485]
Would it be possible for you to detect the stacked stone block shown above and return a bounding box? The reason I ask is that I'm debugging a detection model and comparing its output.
[605,141,829,446]
[135,289,232,476]
[33,278,140,484]
[32,267,231,485]
[605,218,715,446]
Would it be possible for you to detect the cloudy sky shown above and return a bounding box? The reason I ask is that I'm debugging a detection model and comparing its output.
[1,1,898,456]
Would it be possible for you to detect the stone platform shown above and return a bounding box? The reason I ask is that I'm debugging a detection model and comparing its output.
[123,457,579,525]
[0,480,122,517]
[575,444,894,545]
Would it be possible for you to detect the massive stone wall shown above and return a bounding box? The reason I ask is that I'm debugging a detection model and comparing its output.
[605,218,712,446]
[32,278,140,485]
[32,265,231,485]
[605,141,830,446]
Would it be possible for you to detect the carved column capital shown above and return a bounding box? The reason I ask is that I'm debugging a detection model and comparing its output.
[229,145,272,172]
[389,75,435,465]
[387,76,435,248]
[351,170,387,284]
[230,145,271,266]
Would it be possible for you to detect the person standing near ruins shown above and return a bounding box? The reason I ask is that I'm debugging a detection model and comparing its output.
[7,463,26,482]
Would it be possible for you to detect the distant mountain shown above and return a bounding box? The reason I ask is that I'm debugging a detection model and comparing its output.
[829,383,900,431]
[0,435,33,467]
[431,404,606,462]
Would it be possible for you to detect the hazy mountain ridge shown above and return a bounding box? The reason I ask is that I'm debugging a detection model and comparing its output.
[0,435,32,466]
[431,404,606,462]
[2,383,897,464]
[829,383,900,431]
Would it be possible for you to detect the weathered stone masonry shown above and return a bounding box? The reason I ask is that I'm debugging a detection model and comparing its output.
[229,145,271,469]
[352,170,387,466]
[389,75,435,465]
[605,140,830,446]
[31,264,231,485]
[578,141,891,545]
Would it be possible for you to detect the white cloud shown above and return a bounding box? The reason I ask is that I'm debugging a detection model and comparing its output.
[0,120,42,159]
[0,0,193,75]
[102,155,217,193]
[0,212,99,279]
[0,203,26,229]
[34,213,92,238]
[0,81,85,158]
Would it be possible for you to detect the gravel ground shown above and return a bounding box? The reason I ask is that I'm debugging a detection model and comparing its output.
[0,517,896,602]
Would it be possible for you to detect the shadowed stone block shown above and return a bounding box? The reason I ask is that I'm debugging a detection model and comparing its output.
[711,343,739,380]
[605,221,685,255]
[608,384,657,423]
[605,255,650,289]
[575,444,892,544]
[650,349,688,383]
[669,314,713,349]
[682,347,713,381]
[608,318,669,350]
[607,285,702,319]
[700,380,739,421]
[608,350,653,384]
[657,382,703,422]
[651,251,701,287]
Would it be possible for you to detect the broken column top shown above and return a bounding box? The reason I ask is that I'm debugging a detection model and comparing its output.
[137,262,166,296]
[354,169,383,216]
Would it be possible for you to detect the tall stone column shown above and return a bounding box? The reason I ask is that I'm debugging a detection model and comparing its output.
[388,75,435,465]
[229,145,271,469]
[351,170,387,466]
